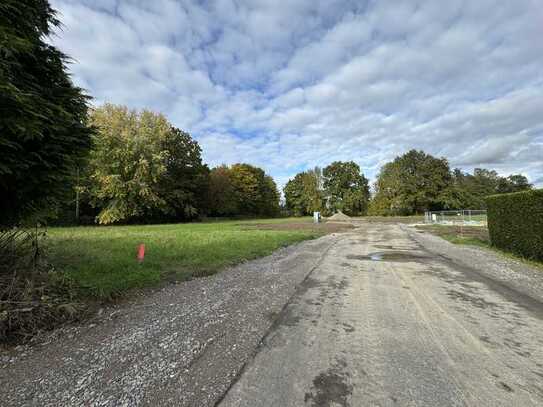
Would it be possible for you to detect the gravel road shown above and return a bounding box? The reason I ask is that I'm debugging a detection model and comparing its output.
[2,223,543,406]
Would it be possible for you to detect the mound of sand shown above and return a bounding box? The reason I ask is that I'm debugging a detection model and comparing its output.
[327,210,351,222]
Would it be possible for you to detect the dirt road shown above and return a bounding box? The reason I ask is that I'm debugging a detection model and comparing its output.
[2,223,543,406]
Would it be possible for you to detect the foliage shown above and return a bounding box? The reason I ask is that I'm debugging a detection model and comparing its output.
[206,165,239,216]
[86,104,208,224]
[445,169,532,209]
[322,161,370,216]
[156,127,210,220]
[486,189,543,261]
[0,0,94,226]
[207,163,280,217]
[370,150,451,215]
[284,167,324,216]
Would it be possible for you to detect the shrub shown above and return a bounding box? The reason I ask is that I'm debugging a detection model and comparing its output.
[486,189,543,261]
[0,228,84,343]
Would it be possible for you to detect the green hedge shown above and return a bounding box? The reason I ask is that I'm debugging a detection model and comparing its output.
[486,189,543,261]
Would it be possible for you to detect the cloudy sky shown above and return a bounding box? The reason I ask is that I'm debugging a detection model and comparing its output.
[50,0,543,189]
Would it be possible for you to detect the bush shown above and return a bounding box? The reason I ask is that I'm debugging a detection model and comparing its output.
[0,228,84,343]
[486,189,543,261]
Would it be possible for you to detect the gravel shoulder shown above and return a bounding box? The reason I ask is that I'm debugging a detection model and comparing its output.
[0,233,343,407]
[404,224,543,304]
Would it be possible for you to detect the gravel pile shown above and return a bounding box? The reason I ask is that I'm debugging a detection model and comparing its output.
[327,211,352,222]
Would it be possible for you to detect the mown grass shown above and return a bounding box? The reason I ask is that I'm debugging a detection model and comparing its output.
[47,219,321,300]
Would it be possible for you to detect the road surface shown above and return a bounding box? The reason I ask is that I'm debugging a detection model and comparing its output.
[220,223,543,406]
[2,223,543,406]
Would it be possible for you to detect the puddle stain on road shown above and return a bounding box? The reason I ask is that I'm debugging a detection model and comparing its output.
[346,251,429,263]
[304,359,353,407]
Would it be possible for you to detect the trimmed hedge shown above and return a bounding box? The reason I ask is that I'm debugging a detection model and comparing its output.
[486,189,543,261]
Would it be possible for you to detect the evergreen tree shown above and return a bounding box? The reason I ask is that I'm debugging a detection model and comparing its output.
[0,0,94,225]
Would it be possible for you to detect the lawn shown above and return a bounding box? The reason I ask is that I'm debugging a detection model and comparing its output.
[47,218,322,300]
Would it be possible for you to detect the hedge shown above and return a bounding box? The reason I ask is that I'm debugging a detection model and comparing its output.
[486,189,543,261]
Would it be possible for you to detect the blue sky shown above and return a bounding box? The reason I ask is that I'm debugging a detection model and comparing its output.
[50,0,543,189]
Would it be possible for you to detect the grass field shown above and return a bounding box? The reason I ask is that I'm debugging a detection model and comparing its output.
[47,218,326,299]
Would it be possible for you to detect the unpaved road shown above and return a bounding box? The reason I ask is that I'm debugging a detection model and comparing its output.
[2,223,543,406]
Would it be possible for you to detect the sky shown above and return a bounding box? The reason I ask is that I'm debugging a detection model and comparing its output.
[49,0,543,190]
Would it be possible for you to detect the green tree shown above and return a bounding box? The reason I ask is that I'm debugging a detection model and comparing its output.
[284,167,324,216]
[87,104,208,224]
[229,164,279,216]
[0,0,94,225]
[497,174,532,194]
[445,168,532,209]
[284,173,306,216]
[157,127,209,220]
[323,161,369,216]
[206,165,239,216]
[370,150,451,215]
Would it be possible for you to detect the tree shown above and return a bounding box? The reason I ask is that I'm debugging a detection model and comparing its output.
[323,161,369,216]
[206,165,239,216]
[207,164,280,217]
[497,174,532,194]
[445,168,532,209]
[284,167,324,216]
[157,127,209,220]
[0,0,94,225]
[370,150,451,215]
[87,104,208,224]
[284,173,306,216]
[229,164,280,216]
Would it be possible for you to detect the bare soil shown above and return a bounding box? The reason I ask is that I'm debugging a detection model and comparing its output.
[244,222,355,234]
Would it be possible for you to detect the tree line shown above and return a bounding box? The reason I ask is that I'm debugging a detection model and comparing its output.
[0,1,534,227]
[283,149,532,217]
[63,104,280,224]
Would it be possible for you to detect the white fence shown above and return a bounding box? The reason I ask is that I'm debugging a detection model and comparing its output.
[424,210,487,226]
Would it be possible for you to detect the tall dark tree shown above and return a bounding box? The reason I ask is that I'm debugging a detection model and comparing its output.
[158,127,210,220]
[206,165,239,216]
[284,173,306,216]
[0,0,94,225]
[323,161,370,216]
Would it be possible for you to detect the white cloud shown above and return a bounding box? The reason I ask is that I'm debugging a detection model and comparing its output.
[50,0,543,188]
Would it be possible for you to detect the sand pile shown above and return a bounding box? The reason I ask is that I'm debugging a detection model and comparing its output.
[327,210,352,222]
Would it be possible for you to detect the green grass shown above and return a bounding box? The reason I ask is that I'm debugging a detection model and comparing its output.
[47,219,320,300]
[417,224,543,270]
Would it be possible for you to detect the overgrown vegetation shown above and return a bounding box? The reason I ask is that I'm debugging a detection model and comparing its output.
[486,189,543,261]
[0,228,84,342]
